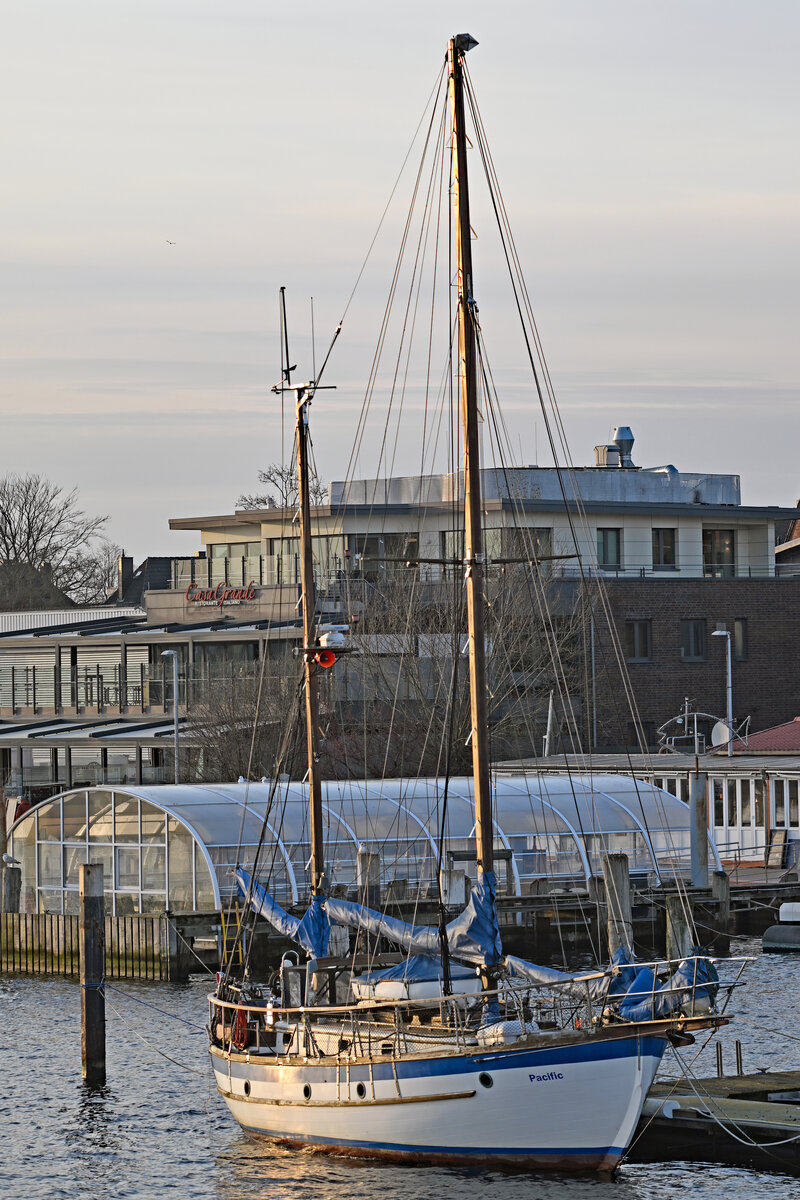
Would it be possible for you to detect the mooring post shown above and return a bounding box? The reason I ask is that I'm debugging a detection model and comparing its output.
[665,893,693,962]
[711,869,731,955]
[602,852,633,958]
[1,864,21,914]
[79,863,106,1085]
[689,770,709,888]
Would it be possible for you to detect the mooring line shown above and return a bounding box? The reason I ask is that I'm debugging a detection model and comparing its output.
[102,993,210,1076]
[103,981,207,1031]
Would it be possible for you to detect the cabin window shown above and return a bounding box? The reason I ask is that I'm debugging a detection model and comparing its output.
[652,528,676,569]
[712,779,724,826]
[790,781,799,828]
[775,780,786,826]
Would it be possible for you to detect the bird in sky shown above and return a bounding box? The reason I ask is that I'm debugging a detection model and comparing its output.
[166,239,176,245]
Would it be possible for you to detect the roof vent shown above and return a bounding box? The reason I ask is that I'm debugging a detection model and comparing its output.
[594,444,620,468]
[612,426,635,468]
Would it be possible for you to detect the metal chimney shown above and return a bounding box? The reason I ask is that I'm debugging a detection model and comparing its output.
[612,426,635,468]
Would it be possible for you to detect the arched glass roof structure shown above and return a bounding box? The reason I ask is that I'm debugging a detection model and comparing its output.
[8,774,719,915]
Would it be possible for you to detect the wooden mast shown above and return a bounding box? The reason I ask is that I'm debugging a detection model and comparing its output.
[448,34,494,881]
[273,289,325,895]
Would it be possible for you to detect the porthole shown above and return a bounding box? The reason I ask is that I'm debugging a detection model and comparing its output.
[303,1084,312,1101]
[478,1072,493,1089]
[356,1082,366,1099]
[243,1080,251,1097]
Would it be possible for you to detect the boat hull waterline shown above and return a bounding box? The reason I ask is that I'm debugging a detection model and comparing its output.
[210,1032,665,1170]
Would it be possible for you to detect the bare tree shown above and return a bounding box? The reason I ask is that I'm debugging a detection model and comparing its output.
[237,462,327,511]
[188,666,304,783]
[0,473,114,605]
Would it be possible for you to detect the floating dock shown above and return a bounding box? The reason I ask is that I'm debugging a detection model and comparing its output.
[630,1069,800,1173]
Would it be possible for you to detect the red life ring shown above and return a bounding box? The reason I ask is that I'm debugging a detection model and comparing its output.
[232,1007,249,1050]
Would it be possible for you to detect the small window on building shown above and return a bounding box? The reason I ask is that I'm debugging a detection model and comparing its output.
[775,779,786,827]
[740,779,752,825]
[652,528,676,569]
[703,529,735,578]
[680,619,706,661]
[790,780,799,828]
[209,543,228,559]
[712,779,724,826]
[734,618,747,661]
[597,528,622,570]
[624,620,652,662]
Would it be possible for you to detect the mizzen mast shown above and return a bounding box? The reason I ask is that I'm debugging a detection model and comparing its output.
[448,34,494,881]
[271,288,328,895]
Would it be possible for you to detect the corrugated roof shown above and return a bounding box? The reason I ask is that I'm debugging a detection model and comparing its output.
[0,607,144,635]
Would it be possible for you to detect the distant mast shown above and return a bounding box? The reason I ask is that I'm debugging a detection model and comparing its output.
[448,34,494,881]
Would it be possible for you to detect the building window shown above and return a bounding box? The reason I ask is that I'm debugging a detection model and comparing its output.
[734,618,747,660]
[703,529,735,578]
[775,780,800,828]
[680,619,706,661]
[624,620,652,662]
[652,528,676,570]
[597,528,622,570]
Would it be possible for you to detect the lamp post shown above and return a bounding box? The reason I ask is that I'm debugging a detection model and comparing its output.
[161,649,179,783]
[712,629,733,757]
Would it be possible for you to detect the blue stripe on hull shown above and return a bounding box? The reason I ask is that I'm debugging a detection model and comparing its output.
[239,1123,625,1169]
[214,1034,666,1086]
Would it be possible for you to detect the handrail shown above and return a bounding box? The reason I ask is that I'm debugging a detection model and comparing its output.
[208,954,752,1020]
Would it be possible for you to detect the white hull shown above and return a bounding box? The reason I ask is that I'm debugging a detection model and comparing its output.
[210,1031,665,1170]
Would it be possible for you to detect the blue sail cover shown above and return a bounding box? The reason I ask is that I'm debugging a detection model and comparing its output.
[236,870,330,958]
[327,870,502,967]
[617,955,719,1023]
[236,868,502,966]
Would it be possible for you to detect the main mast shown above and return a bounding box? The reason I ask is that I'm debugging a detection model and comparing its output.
[448,34,494,881]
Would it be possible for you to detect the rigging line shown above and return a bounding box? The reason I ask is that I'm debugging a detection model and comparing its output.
[666,1044,800,1151]
[103,982,208,1029]
[464,72,692,908]
[338,75,446,502]
[225,671,307,982]
[102,993,209,1076]
[337,62,447,328]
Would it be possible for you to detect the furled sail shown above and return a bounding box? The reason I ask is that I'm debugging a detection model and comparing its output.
[236,867,502,966]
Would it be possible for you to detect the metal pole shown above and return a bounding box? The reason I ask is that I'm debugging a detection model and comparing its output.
[725,634,733,757]
[161,649,179,783]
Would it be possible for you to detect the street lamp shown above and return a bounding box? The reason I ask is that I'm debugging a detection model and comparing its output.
[711,629,733,757]
[161,649,180,784]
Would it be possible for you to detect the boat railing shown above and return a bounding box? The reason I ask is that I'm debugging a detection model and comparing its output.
[208,955,750,1057]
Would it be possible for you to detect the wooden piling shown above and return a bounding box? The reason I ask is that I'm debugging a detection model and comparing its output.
[1,865,21,914]
[79,863,106,1085]
[665,893,693,962]
[711,869,731,954]
[602,852,633,957]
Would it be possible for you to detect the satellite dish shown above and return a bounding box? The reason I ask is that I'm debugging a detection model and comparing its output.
[711,721,731,747]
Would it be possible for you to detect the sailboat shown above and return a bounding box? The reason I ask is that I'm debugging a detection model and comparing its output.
[207,34,733,1171]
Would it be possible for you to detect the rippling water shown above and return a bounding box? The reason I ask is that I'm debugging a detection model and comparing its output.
[1,937,798,1200]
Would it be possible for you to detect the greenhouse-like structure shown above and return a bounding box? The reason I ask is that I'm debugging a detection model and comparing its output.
[7,775,720,916]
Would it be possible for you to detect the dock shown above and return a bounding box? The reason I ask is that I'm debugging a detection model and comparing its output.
[630,1069,800,1172]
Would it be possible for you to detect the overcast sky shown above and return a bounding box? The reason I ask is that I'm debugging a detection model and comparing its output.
[2,1,798,561]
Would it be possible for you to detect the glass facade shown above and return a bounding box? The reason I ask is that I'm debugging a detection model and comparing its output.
[10,789,215,915]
